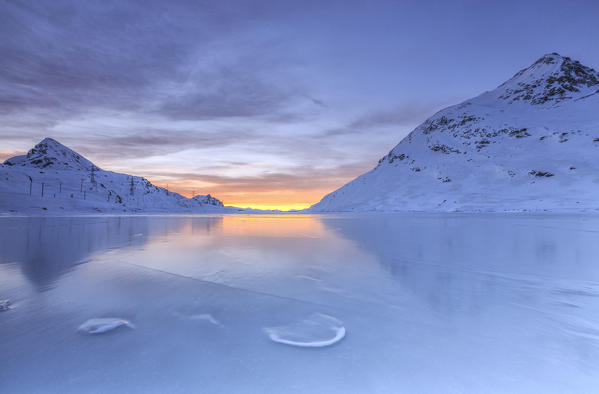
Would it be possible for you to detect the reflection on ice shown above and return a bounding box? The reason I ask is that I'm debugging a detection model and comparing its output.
[265,313,346,348]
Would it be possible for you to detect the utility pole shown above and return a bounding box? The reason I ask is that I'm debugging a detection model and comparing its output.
[41,182,45,197]
[90,165,98,192]
[28,176,32,196]
[59,181,62,194]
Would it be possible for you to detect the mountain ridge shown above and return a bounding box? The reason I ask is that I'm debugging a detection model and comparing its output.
[0,138,230,214]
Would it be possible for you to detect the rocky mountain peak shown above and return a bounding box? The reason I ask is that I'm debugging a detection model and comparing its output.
[193,194,224,207]
[3,137,98,171]
[496,52,599,104]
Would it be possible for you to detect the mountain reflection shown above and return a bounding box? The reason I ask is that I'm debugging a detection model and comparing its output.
[0,216,224,290]
[320,213,599,317]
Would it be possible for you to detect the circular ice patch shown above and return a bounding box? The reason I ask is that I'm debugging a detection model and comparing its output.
[264,313,346,348]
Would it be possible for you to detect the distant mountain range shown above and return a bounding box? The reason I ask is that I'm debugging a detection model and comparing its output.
[3,53,598,215]
[0,138,231,214]
[310,53,599,212]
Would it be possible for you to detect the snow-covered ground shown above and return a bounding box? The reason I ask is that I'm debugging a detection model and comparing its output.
[311,53,599,212]
[0,138,239,214]
[2,214,599,393]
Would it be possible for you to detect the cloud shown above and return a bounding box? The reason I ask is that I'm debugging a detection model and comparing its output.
[0,0,307,121]
[76,129,256,159]
[323,101,453,137]
[156,70,293,120]
[139,161,370,192]
[304,95,328,108]
[1,2,169,114]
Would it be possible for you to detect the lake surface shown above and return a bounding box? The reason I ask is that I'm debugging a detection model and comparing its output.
[1,214,599,393]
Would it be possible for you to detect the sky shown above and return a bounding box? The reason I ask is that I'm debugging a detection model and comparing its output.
[1,0,599,210]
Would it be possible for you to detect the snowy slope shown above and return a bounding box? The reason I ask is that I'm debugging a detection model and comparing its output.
[311,53,599,212]
[0,138,234,214]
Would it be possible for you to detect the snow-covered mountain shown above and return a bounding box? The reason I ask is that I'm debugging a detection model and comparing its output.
[311,53,599,212]
[0,138,232,214]
[192,194,224,207]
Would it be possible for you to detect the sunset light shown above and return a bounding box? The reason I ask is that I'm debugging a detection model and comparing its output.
[2,0,599,392]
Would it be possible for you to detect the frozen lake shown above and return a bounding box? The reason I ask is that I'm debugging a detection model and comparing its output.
[1,214,599,393]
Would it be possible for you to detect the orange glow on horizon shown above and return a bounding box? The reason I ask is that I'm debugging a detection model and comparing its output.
[218,192,326,211]
[220,214,326,236]
[150,179,334,211]
[227,202,313,211]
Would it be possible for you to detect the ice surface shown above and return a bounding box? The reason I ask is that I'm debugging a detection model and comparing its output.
[2,214,599,393]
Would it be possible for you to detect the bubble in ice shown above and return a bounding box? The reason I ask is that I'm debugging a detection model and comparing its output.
[264,313,346,348]
[295,275,322,282]
[174,311,223,327]
[0,299,12,312]
[188,313,222,326]
[78,318,135,335]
